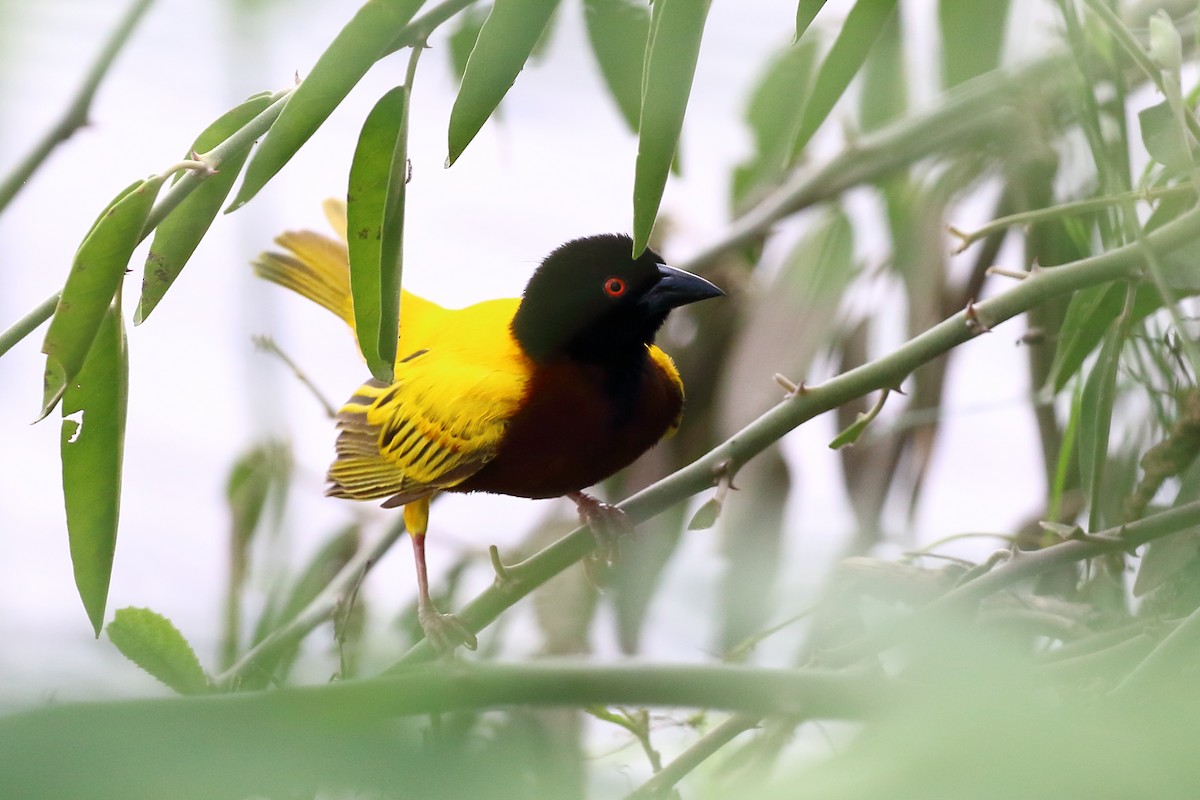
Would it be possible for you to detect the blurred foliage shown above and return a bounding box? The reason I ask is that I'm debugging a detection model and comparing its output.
[6,0,1200,797]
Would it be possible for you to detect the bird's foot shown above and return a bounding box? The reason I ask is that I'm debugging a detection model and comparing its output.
[570,491,635,567]
[418,603,478,655]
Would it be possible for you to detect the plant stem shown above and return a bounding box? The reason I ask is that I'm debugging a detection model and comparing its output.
[625,713,761,800]
[214,518,406,689]
[0,0,155,215]
[0,294,58,360]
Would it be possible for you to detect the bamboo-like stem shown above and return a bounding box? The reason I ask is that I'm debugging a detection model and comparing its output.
[0,0,155,215]
[625,713,761,800]
[0,294,59,360]
[378,203,1200,668]
[14,662,880,727]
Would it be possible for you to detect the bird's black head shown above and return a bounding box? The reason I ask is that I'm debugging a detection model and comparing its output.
[511,234,723,365]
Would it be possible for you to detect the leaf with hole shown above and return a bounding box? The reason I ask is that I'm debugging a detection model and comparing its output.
[61,302,128,636]
[42,175,162,418]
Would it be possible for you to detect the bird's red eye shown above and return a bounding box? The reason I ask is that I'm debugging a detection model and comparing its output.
[603,277,627,297]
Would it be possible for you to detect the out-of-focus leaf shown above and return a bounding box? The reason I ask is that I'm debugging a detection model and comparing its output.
[1139,101,1192,173]
[447,4,490,81]
[106,607,208,695]
[347,86,409,382]
[938,0,1010,88]
[583,0,651,133]
[446,0,561,166]
[244,525,361,688]
[61,302,127,637]
[859,5,905,132]
[227,441,291,550]
[1135,454,1200,596]
[229,0,425,210]
[41,176,161,417]
[1078,319,1124,529]
[136,92,276,324]
[632,0,712,253]
[795,0,830,40]
[792,0,899,158]
[1046,283,1163,392]
[732,38,819,211]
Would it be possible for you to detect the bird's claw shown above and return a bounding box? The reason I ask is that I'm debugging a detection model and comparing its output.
[418,604,478,655]
[571,492,635,568]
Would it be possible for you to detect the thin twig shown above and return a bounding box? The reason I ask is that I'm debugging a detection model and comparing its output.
[0,0,155,214]
[214,518,407,689]
[625,713,761,800]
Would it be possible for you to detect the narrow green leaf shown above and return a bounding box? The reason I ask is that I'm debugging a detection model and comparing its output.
[135,92,276,324]
[732,39,819,211]
[632,0,712,253]
[829,412,872,449]
[795,0,831,40]
[347,87,409,381]
[687,498,721,530]
[227,441,291,549]
[61,302,128,636]
[447,4,490,81]
[1046,283,1163,392]
[106,607,209,695]
[792,0,899,158]
[1139,100,1192,173]
[446,0,561,165]
[583,0,651,133]
[1078,322,1123,529]
[229,0,425,210]
[859,5,905,132]
[938,0,1010,88]
[41,175,162,419]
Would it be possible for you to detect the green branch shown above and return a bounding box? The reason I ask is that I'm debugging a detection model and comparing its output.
[821,498,1200,667]
[0,0,155,215]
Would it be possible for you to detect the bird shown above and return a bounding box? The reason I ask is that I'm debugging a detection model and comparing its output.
[253,200,723,652]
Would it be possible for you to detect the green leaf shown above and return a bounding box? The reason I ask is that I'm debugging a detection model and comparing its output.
[795,0,830,40]
[1078,319,1123,529]
[1046,283,1164,392]
[61,303,128,637]
[938,0,1010,88]
[1139,100,1192,173]
[135,92,276,324]
[687,498,721,530]
[446,0,561,165]
[347,86,410,381]
[731,38,819,211]
[41,175,162,419]
[632,0,712,253]
[229,0,425,210]
[792,0,899,158]
[583,0,651,133]
[227,441,291,550]
[447,4,490,81]
[859,4,905,132]
[106,607,209,695]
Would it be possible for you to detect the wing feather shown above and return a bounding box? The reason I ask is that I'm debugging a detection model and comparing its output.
[326,343,528,506]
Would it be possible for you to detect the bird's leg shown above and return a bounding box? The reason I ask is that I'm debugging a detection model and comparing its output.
[568,491,635,567]
[405,499,478,655]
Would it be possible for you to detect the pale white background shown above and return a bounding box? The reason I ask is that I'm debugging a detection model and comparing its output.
[0,0,1053,707]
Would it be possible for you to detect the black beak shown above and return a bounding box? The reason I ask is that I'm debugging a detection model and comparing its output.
[641,264,724,316]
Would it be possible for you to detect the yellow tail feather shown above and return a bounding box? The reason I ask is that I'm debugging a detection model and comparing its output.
[252,230,355,326]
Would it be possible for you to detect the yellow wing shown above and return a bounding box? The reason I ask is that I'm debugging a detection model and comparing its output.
[250,198,446,355]
[327,300,528,507]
